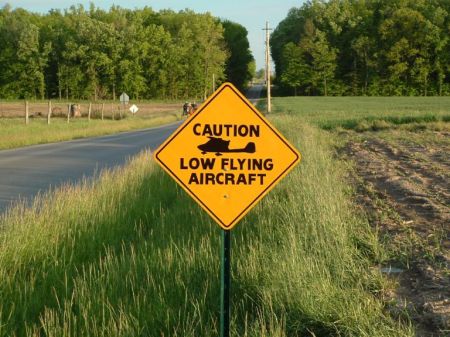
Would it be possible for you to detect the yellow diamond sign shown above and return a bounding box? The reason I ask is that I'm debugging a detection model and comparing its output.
[153,82,301,230]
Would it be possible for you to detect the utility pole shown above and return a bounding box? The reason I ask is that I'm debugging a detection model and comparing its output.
[263,21,272,114]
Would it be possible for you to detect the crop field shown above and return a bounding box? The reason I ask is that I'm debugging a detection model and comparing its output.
[0,96,448,336]
[272,96,450,131]
[0,101,182,150]
[272,96,450,336]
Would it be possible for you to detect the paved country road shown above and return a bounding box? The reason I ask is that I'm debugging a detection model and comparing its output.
[0,87,264,214]
[0,122,182,213]
[246,84,264,103]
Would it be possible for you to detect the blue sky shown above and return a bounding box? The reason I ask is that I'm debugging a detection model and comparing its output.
[1,0,304,70]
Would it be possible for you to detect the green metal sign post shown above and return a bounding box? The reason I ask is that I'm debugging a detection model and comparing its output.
[220,230,231,337]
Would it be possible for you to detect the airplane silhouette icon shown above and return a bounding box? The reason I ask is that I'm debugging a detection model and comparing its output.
[198,137,256,156]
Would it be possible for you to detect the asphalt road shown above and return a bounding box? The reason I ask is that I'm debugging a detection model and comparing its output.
[0,122,182,213]
[0,86,264,214]
[246,84,264,102]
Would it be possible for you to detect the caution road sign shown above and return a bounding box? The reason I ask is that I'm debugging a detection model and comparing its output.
[153,82,301,230]
[129,104,139,114]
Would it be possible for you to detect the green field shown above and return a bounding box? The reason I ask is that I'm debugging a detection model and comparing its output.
[270,96,450,132]
[0,115,178,150]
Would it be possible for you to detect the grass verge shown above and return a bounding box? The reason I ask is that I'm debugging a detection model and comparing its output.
[0,115,178,150]
[0,116,412,336]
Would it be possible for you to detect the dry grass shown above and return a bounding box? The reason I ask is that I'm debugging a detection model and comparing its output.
[0,114,179,150]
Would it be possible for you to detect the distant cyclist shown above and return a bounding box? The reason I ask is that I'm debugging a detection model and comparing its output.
[182,102,190,116]
[190,102,198,114]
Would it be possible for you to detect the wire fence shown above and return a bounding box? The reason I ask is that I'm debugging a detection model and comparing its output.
[0,101,182,121]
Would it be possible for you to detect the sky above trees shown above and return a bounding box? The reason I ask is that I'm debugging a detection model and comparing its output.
[0,0,304,70]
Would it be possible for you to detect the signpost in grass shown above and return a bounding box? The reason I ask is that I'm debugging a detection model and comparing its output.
[129,104,139,115]
[153,82,301,337]
[120,92,129,105]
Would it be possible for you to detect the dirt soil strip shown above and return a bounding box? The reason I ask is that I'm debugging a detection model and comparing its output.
[345,133,449,337]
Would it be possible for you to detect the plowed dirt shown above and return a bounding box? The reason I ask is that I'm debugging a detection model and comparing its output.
[345,131,449,337]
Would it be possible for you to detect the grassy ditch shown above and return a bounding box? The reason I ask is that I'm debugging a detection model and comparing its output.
[0,115,178,150]
[0,116,412,336]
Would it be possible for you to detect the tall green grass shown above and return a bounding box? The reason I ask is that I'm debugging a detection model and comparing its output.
[0,115,178,150]
[0,116,412,336]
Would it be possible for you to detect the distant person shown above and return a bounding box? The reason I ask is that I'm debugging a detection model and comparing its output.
[190,102,198,115]
[182,102,190,116]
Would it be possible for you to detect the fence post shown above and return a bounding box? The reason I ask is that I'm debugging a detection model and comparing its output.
[67,103,70,123]
[25,101,29,125]
[88,102,92,121]
[101,103,104,121]
[47,100,52,125]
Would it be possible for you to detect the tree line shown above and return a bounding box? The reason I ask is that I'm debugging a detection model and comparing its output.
[0,4,254,100]
[272,0,450,96]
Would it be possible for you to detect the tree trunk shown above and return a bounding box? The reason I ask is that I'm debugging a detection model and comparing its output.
[364,69,368,95]
[57,65,62,101]
[40,78,45,100]
[424,75,428,97]
[364,52,369,95]
[324,77,327,96]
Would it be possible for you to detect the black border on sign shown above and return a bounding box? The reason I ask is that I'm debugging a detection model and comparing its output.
[154,83,300,229]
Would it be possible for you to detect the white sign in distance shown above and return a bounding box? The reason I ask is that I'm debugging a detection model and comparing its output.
[120,92,129,105]
[129,104,139,114]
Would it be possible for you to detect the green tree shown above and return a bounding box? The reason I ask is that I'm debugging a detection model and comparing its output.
[351,35,376,95]
[17,23,50,99]
[0,7,50,99]
[309,30,337,96]
[221,20,254,90]
[0,5,241,100]
[379,6,441,95]
[254,68,265,81]
[271,6,307,88]
[271,0,450,96]
[294,20,337,96]
[190,14,228,99]
[280,42,304,95]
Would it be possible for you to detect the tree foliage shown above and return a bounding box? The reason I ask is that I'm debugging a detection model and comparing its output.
[272,0,450,96]
[0,5,253,100]
[221,20,255,90]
